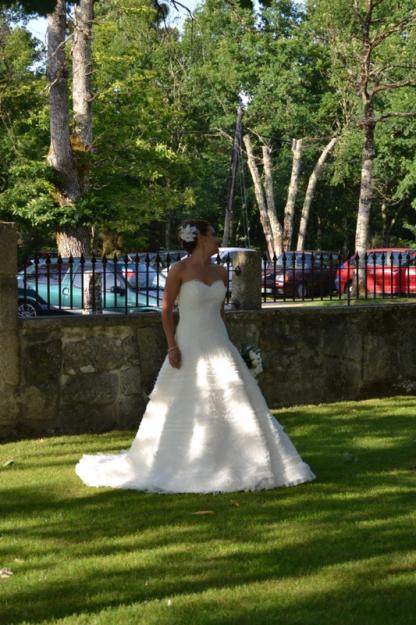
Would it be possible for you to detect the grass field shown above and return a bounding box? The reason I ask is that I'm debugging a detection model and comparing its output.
[1,396,415,625]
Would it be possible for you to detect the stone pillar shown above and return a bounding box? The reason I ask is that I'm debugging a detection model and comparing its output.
[83,271,103,314]
[0,222,20,437]
[230,249,262,310]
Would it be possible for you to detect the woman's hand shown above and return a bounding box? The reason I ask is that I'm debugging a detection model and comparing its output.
[168,346,182,369]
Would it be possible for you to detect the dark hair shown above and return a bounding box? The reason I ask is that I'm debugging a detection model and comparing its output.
[177,218,212,253]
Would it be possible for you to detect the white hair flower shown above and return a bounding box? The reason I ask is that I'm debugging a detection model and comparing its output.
[178,224,199,242]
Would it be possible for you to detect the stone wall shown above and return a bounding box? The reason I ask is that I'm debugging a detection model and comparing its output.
[1,221,416,442]
[0,222,19,435]
[4,302,415,441]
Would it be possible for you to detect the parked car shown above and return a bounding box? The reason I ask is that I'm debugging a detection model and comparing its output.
[18,252,58,272]
[335,248,416,295]
[17,258,162,313]
[263,251,340,298]
[118,260,166,291]
[17,286,51,318]
[128,251,188,279]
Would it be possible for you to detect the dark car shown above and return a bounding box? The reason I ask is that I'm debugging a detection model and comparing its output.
[263,251,340,298]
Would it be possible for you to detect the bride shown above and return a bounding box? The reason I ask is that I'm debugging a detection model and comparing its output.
[75,219,317,493]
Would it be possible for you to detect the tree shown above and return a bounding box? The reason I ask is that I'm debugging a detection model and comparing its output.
[1,0,199,254]
[46,0,89,255]
[0,8,55,257]
[311,0,416,290]
[296,136,338,251]
[243,134,276,258]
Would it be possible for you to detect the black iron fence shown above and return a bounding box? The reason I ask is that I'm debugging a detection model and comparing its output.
[16,249,416,318]
[262,250,416,303]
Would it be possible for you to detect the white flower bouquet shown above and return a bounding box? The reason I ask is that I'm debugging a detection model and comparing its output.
[240,344,263,379]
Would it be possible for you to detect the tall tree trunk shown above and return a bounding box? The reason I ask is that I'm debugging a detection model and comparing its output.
[72,0,94,160]
[47,0,90,257]
[355,103,376,294]
[47,0,80,202]
[56,227,91,257]
[283,138,303,251]
[296,137,338,251]
[223,106,242,246]
[262,145,283,256]
[243,134,274,259]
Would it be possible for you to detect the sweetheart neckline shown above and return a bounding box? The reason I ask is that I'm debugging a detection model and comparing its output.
[181,279,225,289]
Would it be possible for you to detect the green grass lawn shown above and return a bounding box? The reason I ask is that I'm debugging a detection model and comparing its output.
[1,396,415,625]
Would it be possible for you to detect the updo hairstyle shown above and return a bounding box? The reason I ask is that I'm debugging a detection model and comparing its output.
[177,219,212,254]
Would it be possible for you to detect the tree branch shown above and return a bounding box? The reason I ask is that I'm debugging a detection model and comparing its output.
[374,79,416,93]
[168,0,193,17]
[370,63,416,78]
[371,111,416,123]
[370,11,416,49]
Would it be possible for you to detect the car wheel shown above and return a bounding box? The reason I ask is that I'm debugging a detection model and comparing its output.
[296,282,309,298]
[17,301,40,318]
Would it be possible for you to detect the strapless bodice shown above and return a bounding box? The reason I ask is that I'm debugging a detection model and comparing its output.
[176,279,227,340]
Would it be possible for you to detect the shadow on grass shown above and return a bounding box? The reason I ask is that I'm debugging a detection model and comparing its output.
[0,396,415,625]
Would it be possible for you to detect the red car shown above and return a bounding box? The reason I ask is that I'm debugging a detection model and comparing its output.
[336,248,416,295]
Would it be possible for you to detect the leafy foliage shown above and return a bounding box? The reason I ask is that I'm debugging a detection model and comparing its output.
[0,0,415,254]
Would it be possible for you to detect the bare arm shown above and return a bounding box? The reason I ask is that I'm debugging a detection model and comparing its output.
[220,300,225,322]
[161,264,183,368]
[218,265,228,323]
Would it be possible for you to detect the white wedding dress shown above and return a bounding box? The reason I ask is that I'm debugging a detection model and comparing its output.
[75,279,317,493]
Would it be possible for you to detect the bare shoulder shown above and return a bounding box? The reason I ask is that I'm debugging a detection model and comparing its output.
[166,257,186,282]
[163,258,187,307]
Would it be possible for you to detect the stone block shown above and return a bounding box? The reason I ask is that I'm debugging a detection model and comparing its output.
[117,396,147,429]
[119,367,141,396]
[21,338,61,386]
[0,277,18,332]
[397,328,416,378]
[0,395,19,428]
[61,372,119,405]
[137,325,165,389]
[0,332,19,387]
[121,333,140,365]
[0,222,17,277]
[59,402,117,434]
[18,384,59,425]
[362,334,392,383]
[62,334,125,373]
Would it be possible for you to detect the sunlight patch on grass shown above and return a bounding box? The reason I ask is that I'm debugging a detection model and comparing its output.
[1,395,415,625]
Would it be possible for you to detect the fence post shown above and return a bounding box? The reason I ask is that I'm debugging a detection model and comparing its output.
[230,249,262,310]
[0,222,20,437]
[83,271,103,315]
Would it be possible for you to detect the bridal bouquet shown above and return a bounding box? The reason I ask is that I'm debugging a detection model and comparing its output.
[240,344,263,379]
